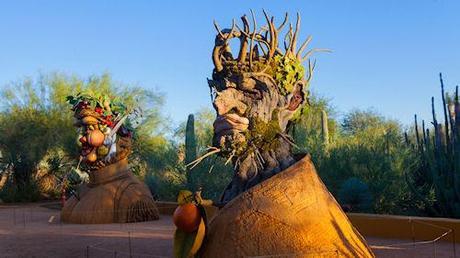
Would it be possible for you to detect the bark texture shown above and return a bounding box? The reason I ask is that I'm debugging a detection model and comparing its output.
[201,155,374,258]
[220,136,295,202]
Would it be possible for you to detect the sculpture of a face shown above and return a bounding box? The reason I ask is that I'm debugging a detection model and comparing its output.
[209,12,315,160]
[67,94,133,171]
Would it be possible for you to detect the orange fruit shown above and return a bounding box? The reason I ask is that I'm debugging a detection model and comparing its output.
[87,129,105,147]
[173,203,201,233]
[85,149,98,163]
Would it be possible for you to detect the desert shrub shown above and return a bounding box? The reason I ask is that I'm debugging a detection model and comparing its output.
[291,93,337,160]
[35,148,72,199]
[338,177,373,213]
[0,181,40,203]
[0,108,58,201]
[184,157,232,201]
[140,141,184,201]
[294,105,421,215]
[323,111,419,214]
[145,169,185,201]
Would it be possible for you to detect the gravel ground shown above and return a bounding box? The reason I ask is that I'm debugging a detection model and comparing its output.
[0,203,458,258]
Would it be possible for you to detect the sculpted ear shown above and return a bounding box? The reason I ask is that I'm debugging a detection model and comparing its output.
[278,81,306,131]
[287,81,306,111]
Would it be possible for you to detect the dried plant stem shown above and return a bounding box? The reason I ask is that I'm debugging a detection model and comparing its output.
[251,143,265,169]
[186,148,221,170]
[279,133,300,149]
[225,150,236,166]
[76,156,83,170]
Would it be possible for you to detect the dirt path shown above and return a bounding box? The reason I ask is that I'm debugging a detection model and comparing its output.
[0,204,173,258]
[0,204,458,257]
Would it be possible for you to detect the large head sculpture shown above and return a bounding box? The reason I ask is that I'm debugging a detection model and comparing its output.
[67,93,133,171]
[209,11,321,202]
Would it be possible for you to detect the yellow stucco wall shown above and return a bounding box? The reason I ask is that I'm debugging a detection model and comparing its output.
[157,202,459,243]
[348,213,458,243]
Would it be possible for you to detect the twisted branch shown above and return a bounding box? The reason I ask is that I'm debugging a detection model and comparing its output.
[211,11,327,76]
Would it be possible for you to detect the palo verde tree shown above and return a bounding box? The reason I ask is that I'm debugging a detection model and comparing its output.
[0,77,69,196]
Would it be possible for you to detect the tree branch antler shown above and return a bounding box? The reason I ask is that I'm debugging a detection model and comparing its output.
[212,19,238,72]
[211,11,326,73]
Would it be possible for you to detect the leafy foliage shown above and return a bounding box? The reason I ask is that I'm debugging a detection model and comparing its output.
[338,177,373,212]
[272,55,305,95]
[342,109,386,135]
[292,98,424,215]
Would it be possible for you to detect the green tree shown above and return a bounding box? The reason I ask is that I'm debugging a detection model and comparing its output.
[342,108,385,135]
[0,73,168,201]
[321,109,419,214]
[293,102,421,215]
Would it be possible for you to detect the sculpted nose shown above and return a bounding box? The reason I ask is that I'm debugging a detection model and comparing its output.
[213,88,247,116]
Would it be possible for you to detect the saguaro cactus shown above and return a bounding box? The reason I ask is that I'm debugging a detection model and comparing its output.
[321,109,329,148]
[409,73,460,217]
[185,114,197,187]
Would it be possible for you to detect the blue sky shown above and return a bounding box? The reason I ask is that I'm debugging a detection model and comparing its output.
[0,1,459,126]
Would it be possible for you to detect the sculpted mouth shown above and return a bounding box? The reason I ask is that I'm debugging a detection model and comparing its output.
[213,113,249,136]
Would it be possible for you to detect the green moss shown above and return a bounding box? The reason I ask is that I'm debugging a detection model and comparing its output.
[220,54,305,96]
[238,109,283,157]
[272,55,305,95]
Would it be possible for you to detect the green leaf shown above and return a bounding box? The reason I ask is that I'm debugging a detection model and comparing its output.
[177,190,194,205]
[173,219,206,258]
[173,229,197,258]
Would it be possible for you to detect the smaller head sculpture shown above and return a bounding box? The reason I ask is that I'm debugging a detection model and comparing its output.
[67,93,133,171]
[208,11,325,200]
